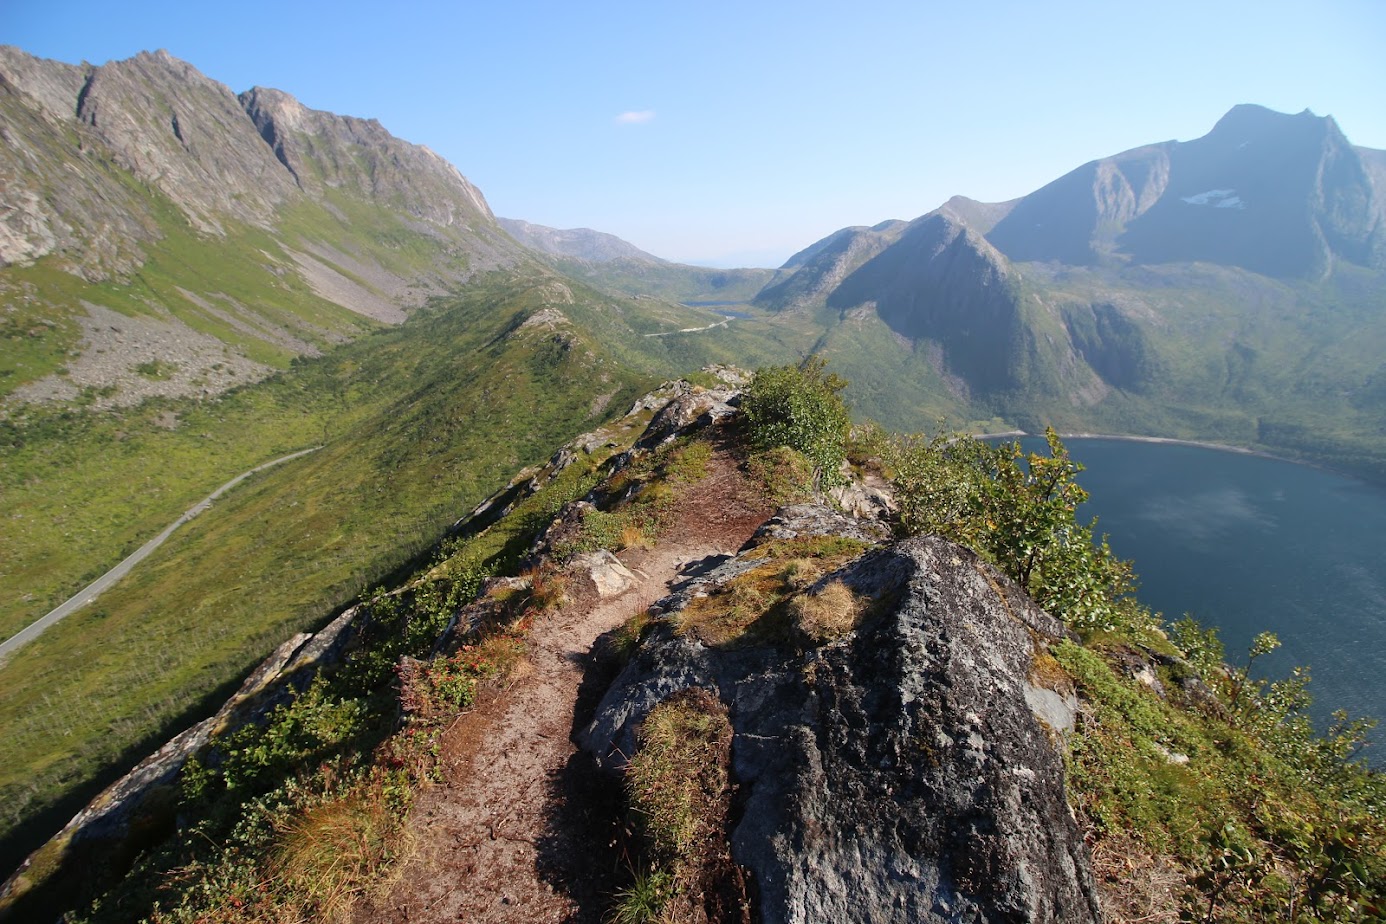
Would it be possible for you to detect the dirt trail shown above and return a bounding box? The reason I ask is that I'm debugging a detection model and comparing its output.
[360,448,770,923]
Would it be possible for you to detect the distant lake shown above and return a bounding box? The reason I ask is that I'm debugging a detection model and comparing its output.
[1012,437,1386,751]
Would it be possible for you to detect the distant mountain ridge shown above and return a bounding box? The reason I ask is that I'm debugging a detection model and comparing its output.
[0,46,525,407]
[498,218,667,263]
[497,217,783,304]
[755,105,1386,481]
[986,104,1386,278]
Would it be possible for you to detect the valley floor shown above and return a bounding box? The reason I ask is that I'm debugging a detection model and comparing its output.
[355,446,771,923]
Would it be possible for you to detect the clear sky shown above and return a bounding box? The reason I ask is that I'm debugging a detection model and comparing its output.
[4,1,1383,266]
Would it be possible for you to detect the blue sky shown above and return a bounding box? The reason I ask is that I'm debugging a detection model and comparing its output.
[5,0,1384,266]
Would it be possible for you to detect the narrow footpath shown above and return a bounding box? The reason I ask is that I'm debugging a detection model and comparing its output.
[358,448,770,923]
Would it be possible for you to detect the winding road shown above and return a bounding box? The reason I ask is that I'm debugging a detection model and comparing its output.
[0,446,321,661]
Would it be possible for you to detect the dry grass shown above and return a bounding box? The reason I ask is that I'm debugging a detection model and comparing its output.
[744,446,814,505]
[627,689,732,863]
[1029,647,1075,695]
[269,784,411,923]
[1088,832,1185,923]
[674,566,782,647]
[612,609,654,663]
[522,566,569,612]
[788,580,861,644]
[620,522,653,551]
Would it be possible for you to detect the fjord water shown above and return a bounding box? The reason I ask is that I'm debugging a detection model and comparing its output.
[1025,438,1386,746]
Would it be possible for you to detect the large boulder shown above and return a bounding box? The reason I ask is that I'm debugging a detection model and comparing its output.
[582,535,1101,923]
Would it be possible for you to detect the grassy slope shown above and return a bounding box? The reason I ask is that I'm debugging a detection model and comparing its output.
[785,260,1386,480]
[0,272,653,867]
[0,185,510,643]
[1018,263,1386,478]
[0,257,818,875]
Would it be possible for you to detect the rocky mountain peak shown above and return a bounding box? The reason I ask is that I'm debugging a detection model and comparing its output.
[982,103,1384,277]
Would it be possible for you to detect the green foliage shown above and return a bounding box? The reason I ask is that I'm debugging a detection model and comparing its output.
[743,356,851,488]
[1169,616,1226,680]
[608,866,674,924]
[883,427,1137,631]
[557,436,714,559]
[1057,630,1386,921]
[745,445,815,505]
[218,680,369,792]
[0,273,659,866]
[626,690,731,863]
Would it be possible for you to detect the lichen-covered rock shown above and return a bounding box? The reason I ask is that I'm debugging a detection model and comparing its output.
[569,550,640,598]
[633,386,740,450]
[583,536,1101,923]
[746,502,891,547]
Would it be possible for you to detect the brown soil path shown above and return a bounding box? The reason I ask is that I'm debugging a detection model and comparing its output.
[358,446,770,923]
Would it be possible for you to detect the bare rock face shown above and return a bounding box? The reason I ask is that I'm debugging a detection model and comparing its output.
[239,85,495,230]
[633,386,740,450]
[569,550,640,598]
[583,536,1101,923]
[76,50,298,235]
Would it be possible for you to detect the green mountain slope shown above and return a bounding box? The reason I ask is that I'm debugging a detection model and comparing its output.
[757,106,1386,480]
[0,265,792,871]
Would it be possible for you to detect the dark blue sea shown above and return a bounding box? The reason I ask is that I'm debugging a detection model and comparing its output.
[1015,437,1386,754]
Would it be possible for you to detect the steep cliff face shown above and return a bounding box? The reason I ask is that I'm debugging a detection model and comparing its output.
[584,513,1102,923]
[0,46,507,271]
[824,213,1095,402]
[74,50,299,235]
[240,85,494,229]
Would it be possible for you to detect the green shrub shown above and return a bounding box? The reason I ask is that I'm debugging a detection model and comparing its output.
[743,356,850,488]
[883,428,1136,631]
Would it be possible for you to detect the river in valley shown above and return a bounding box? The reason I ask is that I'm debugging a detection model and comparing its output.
[1013,437,1386,757]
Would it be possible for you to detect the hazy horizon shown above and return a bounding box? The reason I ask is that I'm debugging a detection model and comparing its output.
[6,0,1384,266]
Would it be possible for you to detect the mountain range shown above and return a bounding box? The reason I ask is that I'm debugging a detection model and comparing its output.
[3,45,1386,912]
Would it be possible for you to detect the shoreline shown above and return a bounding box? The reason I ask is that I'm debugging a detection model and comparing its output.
[978,430,1386,487]
[973,428,1284,460]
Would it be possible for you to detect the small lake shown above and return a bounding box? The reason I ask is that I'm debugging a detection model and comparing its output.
[1013,437,1386,750]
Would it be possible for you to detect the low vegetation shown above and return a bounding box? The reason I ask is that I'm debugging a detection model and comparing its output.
[742,356,851,488]
[859,412,1386,921]
[616,688,743,924]
[0,272,659,883]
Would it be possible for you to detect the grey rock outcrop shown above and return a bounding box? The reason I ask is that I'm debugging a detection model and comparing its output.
[583,535,1101,923]
[633,386,739,450]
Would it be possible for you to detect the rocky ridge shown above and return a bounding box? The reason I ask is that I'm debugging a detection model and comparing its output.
[0,45,527,406]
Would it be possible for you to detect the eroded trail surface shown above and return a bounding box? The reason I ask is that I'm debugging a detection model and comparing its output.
[360,448,770,923]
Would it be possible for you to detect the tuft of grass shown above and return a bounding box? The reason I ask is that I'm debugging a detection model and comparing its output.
[788,580,861,645]
[674,568,779,648]
[676,537,873,649]
[611,610,654,664]
[269,786,403,923]
[608,866,674,924]
[522,567,569,612]
[627,689,731,864]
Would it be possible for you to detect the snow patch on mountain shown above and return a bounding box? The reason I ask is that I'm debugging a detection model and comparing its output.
[1181,188,1245,209]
